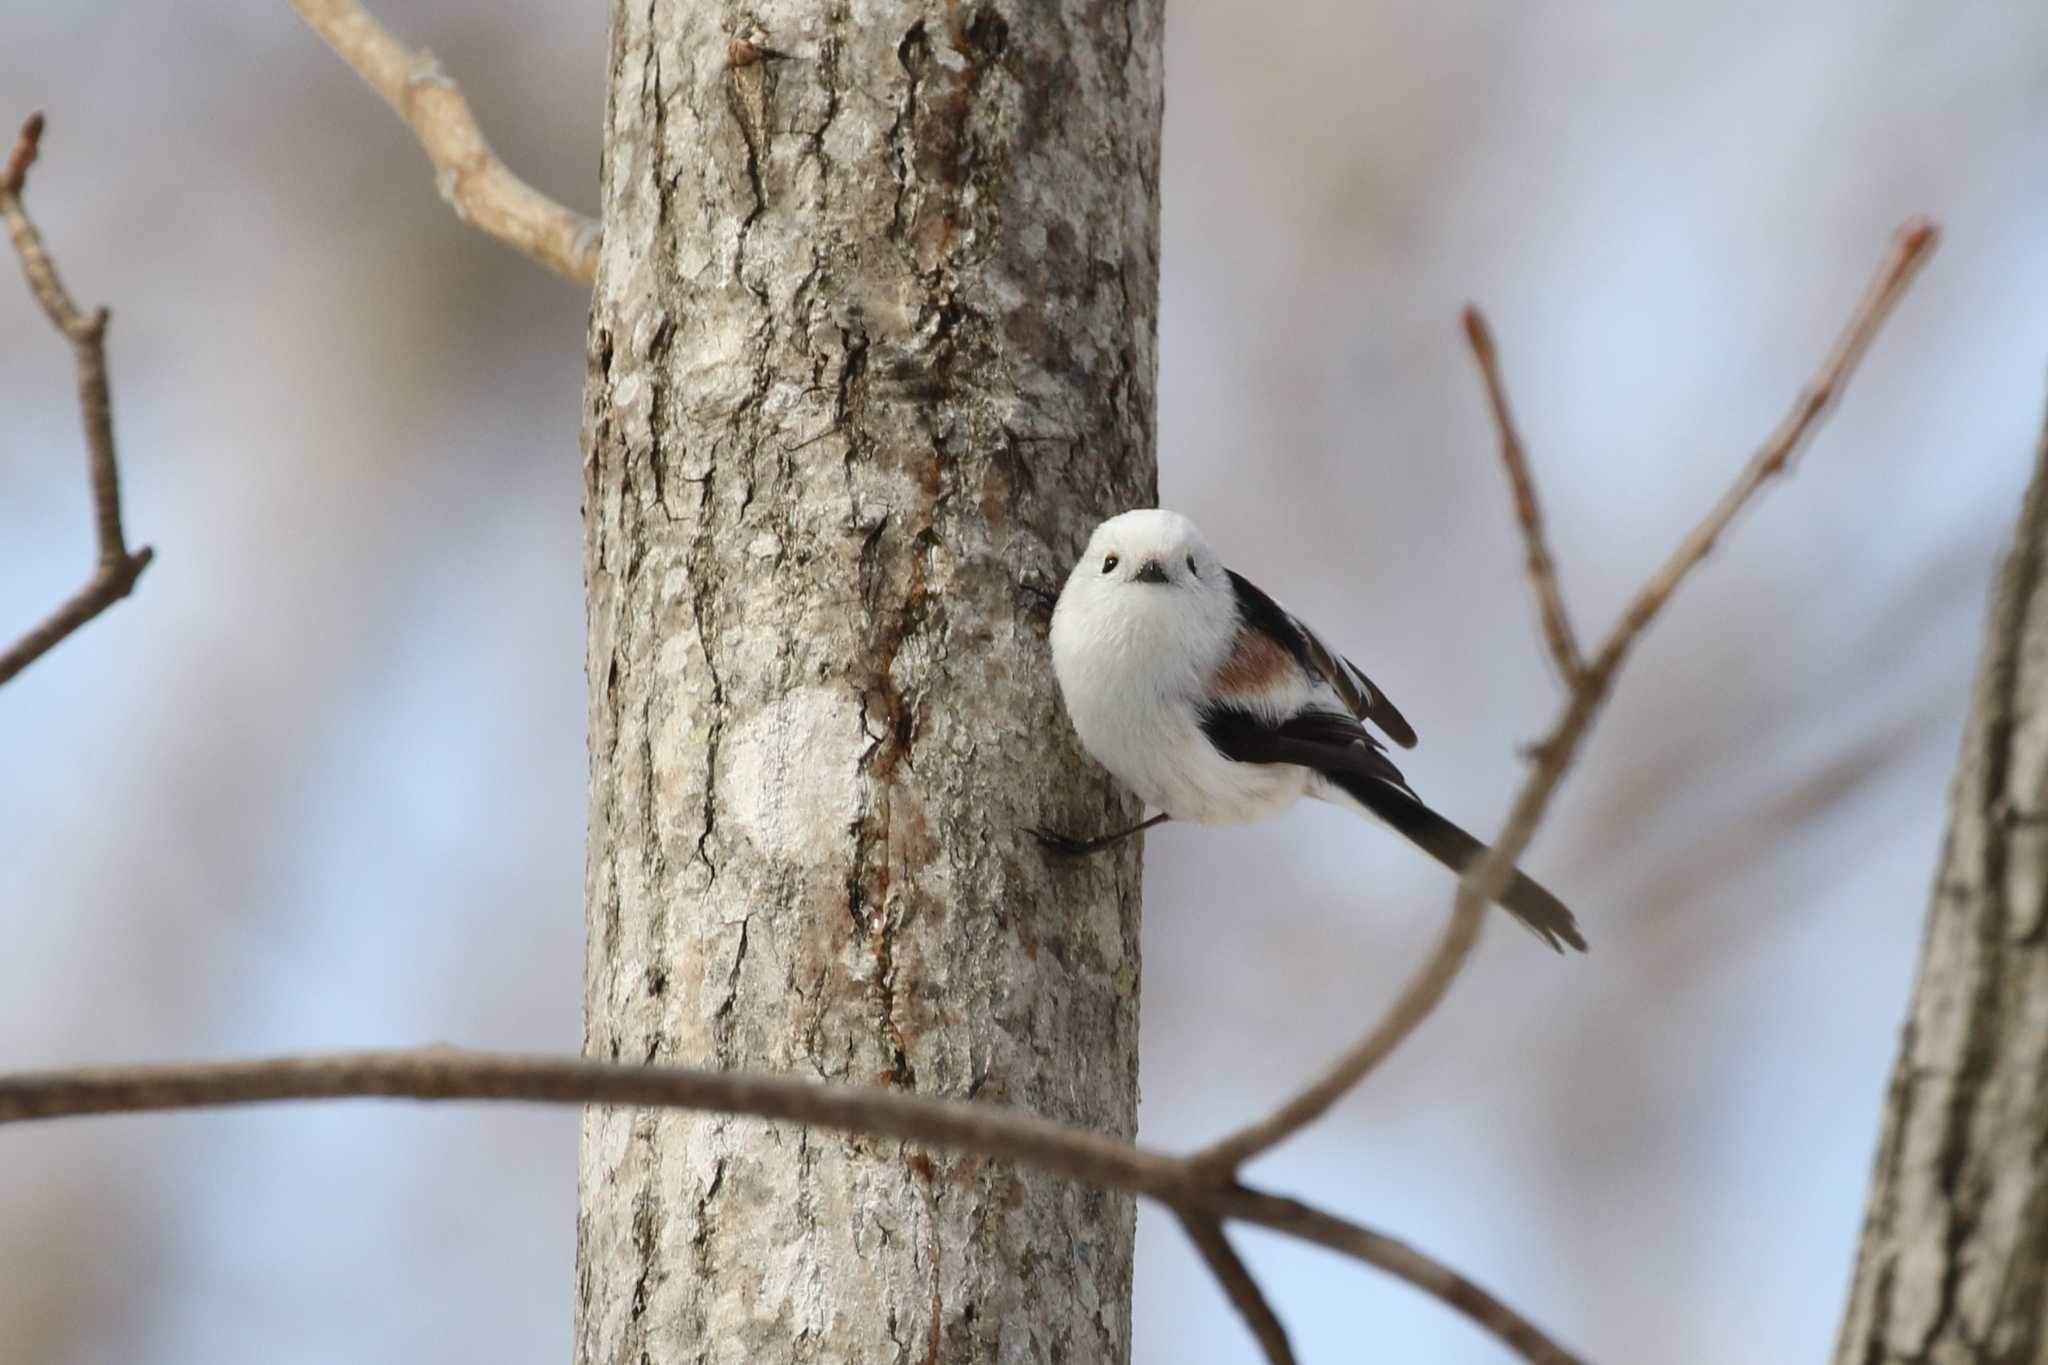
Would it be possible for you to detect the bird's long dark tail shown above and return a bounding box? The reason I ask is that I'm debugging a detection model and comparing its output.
[1321,770,1587,953]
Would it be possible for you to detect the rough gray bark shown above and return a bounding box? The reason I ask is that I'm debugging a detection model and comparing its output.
[574,3,1162,1363]
[1834,411,2048,1365]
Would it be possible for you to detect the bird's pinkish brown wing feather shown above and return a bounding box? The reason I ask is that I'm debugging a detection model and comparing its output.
[1225,569,1418,749]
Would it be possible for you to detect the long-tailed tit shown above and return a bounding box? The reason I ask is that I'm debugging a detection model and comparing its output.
[1040,508,1585,953]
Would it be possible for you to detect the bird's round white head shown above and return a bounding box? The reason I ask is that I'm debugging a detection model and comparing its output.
[1049,508,1238,698]
[1063,509,1224,596]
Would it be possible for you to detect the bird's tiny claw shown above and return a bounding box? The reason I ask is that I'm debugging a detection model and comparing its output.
[1028,826,1093,858]
[1018,580,1061,617]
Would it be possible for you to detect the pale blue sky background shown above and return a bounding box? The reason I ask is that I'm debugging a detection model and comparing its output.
[2,3,2044,1362]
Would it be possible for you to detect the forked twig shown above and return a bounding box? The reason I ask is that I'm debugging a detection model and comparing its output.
[0,113,153,687]
[1191,217,1939,1177]
[0,1048,1580,1363]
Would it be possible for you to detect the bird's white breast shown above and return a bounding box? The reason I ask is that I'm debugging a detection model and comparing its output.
[1050,585,1310,824]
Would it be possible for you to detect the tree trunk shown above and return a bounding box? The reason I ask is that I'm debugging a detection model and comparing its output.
[573,4,1162,1363]
[1834,410,2048,1365]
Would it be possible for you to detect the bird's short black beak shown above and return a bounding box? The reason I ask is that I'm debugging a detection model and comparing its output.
[1134,559,1169,584]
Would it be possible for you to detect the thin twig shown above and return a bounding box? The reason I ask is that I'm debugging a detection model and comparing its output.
[1179,1212,1296,1365]
[1465,307,1583,682]
[1215,1188,1583,1365]
[1582,218,1941,693]
[1192,217,1940,1176]
[1,111,42,194]
[0,112,153,688]
[289,0,598,286]
[0,1048,1581,1364]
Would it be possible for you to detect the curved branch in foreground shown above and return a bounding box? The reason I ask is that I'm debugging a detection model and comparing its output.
[289,0,598,286]
[0,112,154,688]
[0,1048,1581,1365]
[1192,216,1940,1177]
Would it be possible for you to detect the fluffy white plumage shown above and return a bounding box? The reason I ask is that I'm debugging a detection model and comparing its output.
[1045,507,1586,952]
[1050,510,1323,823]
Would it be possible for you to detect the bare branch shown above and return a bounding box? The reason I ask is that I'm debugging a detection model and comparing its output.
[1216,1188,1584,1365]
[1581,217,1940,693]
[0,1049,1176,1190]
[1192,217,1940,1176]
[1,110,42,194]
[1179,1212,1296,1365]
[1464,306,1583,682]
[289,0,598,286]
[0,1048,1581,1364]
[0,112,153,688]
[1189,744,1553,1176]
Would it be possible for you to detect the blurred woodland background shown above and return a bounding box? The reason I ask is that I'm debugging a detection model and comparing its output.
[3,3,2044,1361]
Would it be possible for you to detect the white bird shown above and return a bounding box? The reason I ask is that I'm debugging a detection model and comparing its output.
[1041,508,1585,952]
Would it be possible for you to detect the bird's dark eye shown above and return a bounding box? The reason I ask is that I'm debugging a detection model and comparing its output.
[1102,553,1119,574]
[1185,554,1198,576]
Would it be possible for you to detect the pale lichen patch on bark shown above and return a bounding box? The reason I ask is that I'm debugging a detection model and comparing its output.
[715,685,866,864]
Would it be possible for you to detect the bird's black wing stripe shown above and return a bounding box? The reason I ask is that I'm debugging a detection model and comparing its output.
[1198,704,1415,796]
[1336,654,1418,749]
[1224,569,1419,750]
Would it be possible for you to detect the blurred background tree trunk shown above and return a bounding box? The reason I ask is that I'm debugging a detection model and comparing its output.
[1834,410,2048,1365]
[574,3,1162,1362]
